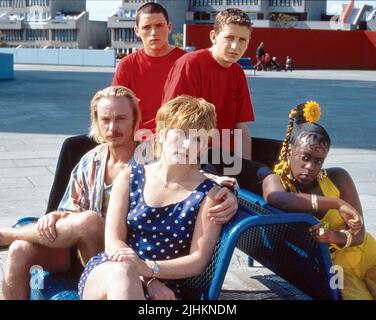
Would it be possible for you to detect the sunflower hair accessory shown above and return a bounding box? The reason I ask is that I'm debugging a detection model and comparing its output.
[303,101,321,123]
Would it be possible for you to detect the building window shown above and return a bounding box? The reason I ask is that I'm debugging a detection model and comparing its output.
[190,0,219,6]
[226,0,259,5]
[52,29,77,41]
[26,29,48,40]
[269,0,302,6]
[193,12,211,21]
[114,28,138,42]
[116,9,137,18]
[0,0,12,8]
[41,11,50,21]
[189,0,259,6]
[26,0,50,6]
[123,0,150,3]
[2,29,22,41]
[25,11,44,22]
[248,12,257,20]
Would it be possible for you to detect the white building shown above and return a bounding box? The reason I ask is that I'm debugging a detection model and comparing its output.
[0,0,107,49]
[108,0,328,55]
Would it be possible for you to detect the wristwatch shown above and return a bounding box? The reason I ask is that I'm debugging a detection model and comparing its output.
[151,261,160,277]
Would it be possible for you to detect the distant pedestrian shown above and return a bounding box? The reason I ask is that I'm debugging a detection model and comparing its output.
[254,42,265,71]
[285,56,293,72]
[270,56,281,71]
[264,53,271,71]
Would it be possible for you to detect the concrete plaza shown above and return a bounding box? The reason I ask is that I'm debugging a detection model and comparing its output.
[0,65,375,299]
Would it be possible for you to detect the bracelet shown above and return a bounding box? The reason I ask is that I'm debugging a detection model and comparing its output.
[340,229,353,249]
[146,277,156,288]
[311,194,318,212]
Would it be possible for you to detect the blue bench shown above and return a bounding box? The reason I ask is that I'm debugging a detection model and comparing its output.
[16,192,340,300]
[10,136,341,300]
[237,57,256,75]
[236,189,341,300]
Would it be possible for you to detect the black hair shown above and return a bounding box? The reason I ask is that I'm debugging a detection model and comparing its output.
[290,122,331,150]
[136,2,169,26]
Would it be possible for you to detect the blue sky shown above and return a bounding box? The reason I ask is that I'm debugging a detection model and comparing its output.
[86,0,376,21]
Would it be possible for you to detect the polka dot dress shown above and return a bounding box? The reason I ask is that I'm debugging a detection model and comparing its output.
[78,164,216,299]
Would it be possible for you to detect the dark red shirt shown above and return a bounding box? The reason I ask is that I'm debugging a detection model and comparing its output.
[162,48,255,131]
[112,47,186,130]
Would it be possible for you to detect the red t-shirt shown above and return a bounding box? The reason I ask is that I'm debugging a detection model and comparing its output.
[112,47,186,130]
[162,48,255,131]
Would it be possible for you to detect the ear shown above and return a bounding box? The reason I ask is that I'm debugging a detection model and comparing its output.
[209,30,217,45]
[134,25,140,38]
[168,22,172,34]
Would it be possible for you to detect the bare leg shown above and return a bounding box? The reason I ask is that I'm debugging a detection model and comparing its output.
[0,211,104,264]
[2,241,70,300]
[1,211,104,300]
[83,261,145,300]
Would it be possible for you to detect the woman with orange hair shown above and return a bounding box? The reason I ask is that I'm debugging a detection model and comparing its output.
[78,95,222,300]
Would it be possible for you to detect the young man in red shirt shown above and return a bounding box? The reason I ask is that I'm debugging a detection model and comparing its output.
[162,8,254,161]
[162,8,272,192]
[112,3,186,131]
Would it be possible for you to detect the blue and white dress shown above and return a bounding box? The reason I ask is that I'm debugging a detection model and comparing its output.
[78,164,217,299]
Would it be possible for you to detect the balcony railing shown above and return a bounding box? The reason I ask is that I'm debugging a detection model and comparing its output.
[269,0,303,7]
[189,0,260,6]
[0,18,24,29]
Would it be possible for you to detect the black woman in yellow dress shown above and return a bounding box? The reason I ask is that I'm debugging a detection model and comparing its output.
[262,101,376,300]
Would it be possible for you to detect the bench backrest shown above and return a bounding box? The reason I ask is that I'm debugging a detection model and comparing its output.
[237,189,342,300]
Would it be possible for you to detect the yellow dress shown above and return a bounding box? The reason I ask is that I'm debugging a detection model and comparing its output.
[318,170,376,300]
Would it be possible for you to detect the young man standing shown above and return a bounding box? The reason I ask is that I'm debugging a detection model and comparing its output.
[112,2,186,131]
[162,8,254,161]
[162,9,273,193]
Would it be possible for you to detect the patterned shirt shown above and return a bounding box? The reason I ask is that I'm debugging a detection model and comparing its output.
[58,143,135,217]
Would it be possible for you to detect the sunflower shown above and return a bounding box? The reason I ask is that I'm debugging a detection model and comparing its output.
[303,101,321,123]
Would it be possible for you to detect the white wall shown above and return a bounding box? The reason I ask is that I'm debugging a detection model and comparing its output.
[0,47,115,66]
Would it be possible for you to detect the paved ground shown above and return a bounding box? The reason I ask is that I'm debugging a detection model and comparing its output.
[0,65,375,300]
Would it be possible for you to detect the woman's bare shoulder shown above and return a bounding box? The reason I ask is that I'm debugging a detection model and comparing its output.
[326,167,354,188]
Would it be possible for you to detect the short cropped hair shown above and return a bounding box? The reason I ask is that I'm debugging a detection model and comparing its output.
[214,8,252,33]
[136,2,169,26]
[89,86,141,144]
[155,95,217,156]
